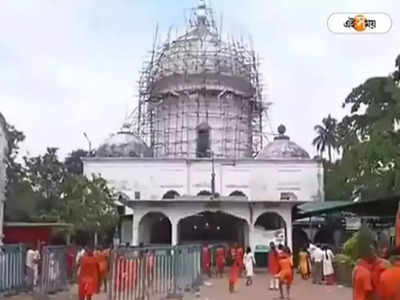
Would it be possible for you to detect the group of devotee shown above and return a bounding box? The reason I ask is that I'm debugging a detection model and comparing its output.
[202,242,295,299]
[306,244,336,285]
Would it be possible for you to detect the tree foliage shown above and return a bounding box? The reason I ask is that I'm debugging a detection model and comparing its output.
[64,149,90,175]
[312,114,338,162]
[318,54,400,201]
[1,115,118,236]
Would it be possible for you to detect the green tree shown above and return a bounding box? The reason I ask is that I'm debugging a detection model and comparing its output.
[1,113,40,222]
[312,114,338,163]
[23,147,67,218]
[336,54,400,200]
[60,174,118,236]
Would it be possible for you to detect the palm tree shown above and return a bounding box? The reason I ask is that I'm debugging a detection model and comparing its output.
[312,114,338,162]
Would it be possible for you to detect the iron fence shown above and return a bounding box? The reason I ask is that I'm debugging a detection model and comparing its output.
[39,245,68,295]
[0,244,26,295]
[108,245,202,300]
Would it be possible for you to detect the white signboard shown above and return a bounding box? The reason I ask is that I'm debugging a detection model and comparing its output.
[346,217,362,231]
[253,226,285,252]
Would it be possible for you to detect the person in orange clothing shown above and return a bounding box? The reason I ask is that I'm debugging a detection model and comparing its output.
[228,260,240,293]
[96,246,109,293]
[353,242,379,300]
[78,247,101,300]
[236,245,245,277]
[215,245,226,277]
[229,244,237,266]
[275,247,293,300]
[379,248,400,300]
[202,244,211,277]
[370,254,390,299]
[268,242,280,290]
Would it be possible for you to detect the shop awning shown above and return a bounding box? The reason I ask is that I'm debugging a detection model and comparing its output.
[295,196,400,219]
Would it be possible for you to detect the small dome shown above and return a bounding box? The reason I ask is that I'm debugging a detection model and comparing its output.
[256,125,310,160]
[96,131,152,158]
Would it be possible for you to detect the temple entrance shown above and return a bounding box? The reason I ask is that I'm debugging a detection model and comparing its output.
[178,211,248,246]
[139,212,172,245]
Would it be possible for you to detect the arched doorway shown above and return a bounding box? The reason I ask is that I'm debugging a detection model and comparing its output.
[292,228,309,267]
[254,212,287,247]
[178,211,248,246]
[314,228,334,245]
[292,228,309,251]
[139,212,172,245]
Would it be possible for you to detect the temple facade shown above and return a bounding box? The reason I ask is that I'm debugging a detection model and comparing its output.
[83,1,324,250]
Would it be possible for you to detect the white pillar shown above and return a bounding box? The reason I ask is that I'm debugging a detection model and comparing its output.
[171,219,178,246]
[132,215,140,246]
[248,222,255,250]
[285,210,293,251]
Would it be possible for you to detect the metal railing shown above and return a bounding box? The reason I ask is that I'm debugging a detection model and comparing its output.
[0,244,26,295]
[108,245,202,300]
[39,245,68,295]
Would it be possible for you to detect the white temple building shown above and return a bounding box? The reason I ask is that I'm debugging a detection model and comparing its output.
[83,1,324,251]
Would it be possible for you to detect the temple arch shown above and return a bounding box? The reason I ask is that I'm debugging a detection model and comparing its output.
[254,212,287,247]
[138,212,172,245]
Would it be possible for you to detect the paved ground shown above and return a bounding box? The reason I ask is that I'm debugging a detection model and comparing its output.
[185,271,352,300]
[6,271,352,300]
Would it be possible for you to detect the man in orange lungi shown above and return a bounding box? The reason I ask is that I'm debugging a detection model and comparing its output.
[78,247,100,300]
[215,246,226,277]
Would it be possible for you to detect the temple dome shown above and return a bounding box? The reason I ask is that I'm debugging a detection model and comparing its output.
[151,0,254,86]
[256,125,310,160]
[96,131,152,158]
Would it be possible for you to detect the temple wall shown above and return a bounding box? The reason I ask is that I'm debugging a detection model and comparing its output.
[84,158,323,202]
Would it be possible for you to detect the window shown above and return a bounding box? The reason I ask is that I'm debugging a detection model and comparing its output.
[135,191,141,200]
[196,122,211,158]
[162,190,180,199]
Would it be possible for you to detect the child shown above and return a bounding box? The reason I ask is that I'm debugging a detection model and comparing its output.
[276,247,294,300]
[229,260,240,293]
[243,246,256,286]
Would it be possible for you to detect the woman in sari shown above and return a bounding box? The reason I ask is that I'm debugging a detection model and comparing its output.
[298,247,311,280]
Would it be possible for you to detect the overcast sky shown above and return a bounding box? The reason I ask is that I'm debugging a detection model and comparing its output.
[1,0,399,159]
